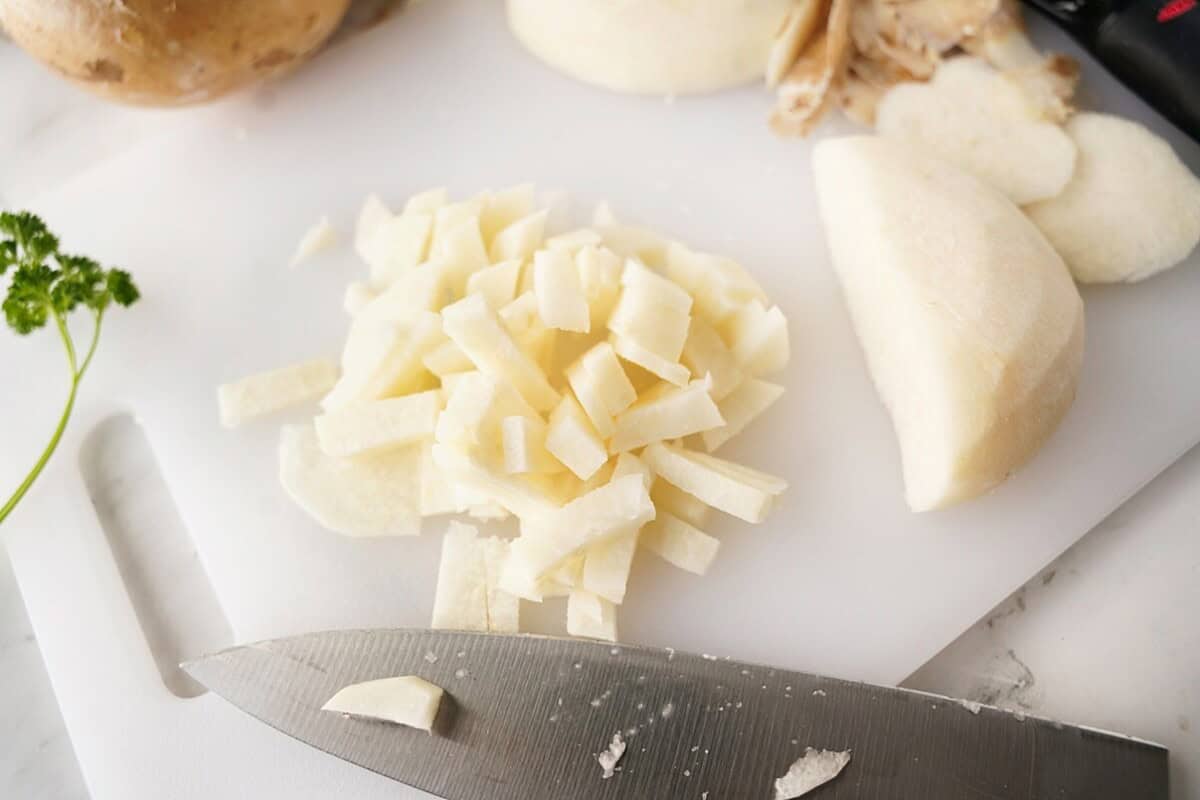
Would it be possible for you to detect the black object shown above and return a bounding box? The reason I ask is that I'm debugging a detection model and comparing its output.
[1024,0,1200,142]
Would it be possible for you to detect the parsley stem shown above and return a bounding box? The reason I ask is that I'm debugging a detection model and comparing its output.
[0,311,81,525]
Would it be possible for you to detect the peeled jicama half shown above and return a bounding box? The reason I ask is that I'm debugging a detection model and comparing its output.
[1025,113,1200,284]
[813,136,1085,512]
[505,0,799,95]
[875,57,1077,205]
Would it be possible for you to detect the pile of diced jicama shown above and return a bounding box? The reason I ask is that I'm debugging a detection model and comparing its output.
[218,184,790,642]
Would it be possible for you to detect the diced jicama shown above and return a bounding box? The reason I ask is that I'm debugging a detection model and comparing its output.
[432,444,561,519]
[651,479,713,529]
[666,243,768,324]
[608,297,690,363]
[577,342,637,416]
[435,371,537,453]
[506,474,655,584]
[577,245,623,329]
[422,339,473,377]
[280,424,420,537]
[498,290,540,332]
[567,590,618,641]
[403,187,448,215]
[290,216,337,267]
[643,442,786,523]
[641,512,719,575]
[367,213,434,288]
[564,359,616,438]
[534,248,590,333]
[431,521,490,631]
[622,258,693,311]
[481,536,520,632]
[702,378,784,452]
[322,675,443,731]
[720,301,790,377]
[490,208,549,262]
[315,390,442,457]
[431,198,485,255]
[581,453,650,603]
[681,317,744,401]
[343,281,378,316]
[595,224,670,267]
[546,228,603,251]
[501,415,563,474]
[611,335,690,387]
[322,312,442,410]
[480,183,536,244]
[434,216,489,295]
[356,262,450,327]
[219,358,339,428]
[441,293,560,412]
[466,259,522,310]
[545,395,608,480]
[610,380,725,452]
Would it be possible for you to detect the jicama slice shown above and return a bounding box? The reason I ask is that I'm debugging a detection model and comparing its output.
[611,335,690,387]
[534,248,590,333]
[610,380,725,452]
[422,339,473,377]
[501,415,563,475]
[567,590,618,642]
[643,442,786,523]
[219,358,338,428]
[315,390,441,457]
[280,424,420,537]
[641,512,720,575]
[702,378,784,452]
[322,312,442,410]
[490,209,549,262]
[431,521,489,631]
[322,675,443,731]
[432,444,561,519]
[481,536,520,633]
[480,184,536,244]
[545,395,608,480]
[434,216,489,295]
[576,245,623,329]
[466,258,522,310]
[581,453,652,603]
[720,301,790,377]
[681,317,744,401]
[651,478,713,529]
[366,213,434,288]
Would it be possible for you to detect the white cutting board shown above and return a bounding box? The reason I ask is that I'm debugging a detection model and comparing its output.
[3,2,1199,798]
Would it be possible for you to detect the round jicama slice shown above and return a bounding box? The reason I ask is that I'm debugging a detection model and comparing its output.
[506,0,799,95]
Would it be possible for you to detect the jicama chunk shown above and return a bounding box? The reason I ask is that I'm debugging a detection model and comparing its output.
[432,444,561,519]
[546,228,603,251]
[367,213,434,288]
[667,243,768,324]
[280,424,420,537]
[610,380,725,452]
[720,301,790,377]
[651,479,713,529]
[621,258,693,312]
[490,208,549,262]
[481,536,520,632]
[546,395,608,480]
[643,442,786,523]
[577,342,637,416]
[403,187,448,215]
[434,216,489,295]
[498,290,540,332]
[567,590,618,641]
[507,474,655,582]
[580,453,650,603]
[641,512,719,575]
[343,281,378,316]
[480,183,536,244]
[608,296,690,363]
[431,521,490,631]
[432,198,485,254]
[466,259,522,310]
[564,360,616,438]
[596,224,670,267]
[681,317,744,401]
[774,749,852,799]
[702,378,784,452]
[356,262,450,327]
[322,312,442,410]
[436,371,537,453]
[219,358,338,428]
[355,193,392,263]
[322,675,443,731]
[501,415,563,474]
[422,339,473,377]
[441,293,560,412]
[534,248,590,333]
[577,245,623,329]
[611,335,691,386]
[315,390,442,457]
[290,215,337,267]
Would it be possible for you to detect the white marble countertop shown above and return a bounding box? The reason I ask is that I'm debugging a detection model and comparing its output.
[0,28,1197,800]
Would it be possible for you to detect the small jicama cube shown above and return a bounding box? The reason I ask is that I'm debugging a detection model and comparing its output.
[431,521,490,631]
[422,339,473,377]
[440,293,560,412]
[403,186,448,215]
[546,228,603,251]
[367,213,435,288]
[608,261,692,362]
[432,444,561,519]
[498,290,539,332]
[431,198,485,254]
[642,442,786,523]
[611,335,690,387]
[315,390,442,457]
[534,249,590,333]
[719,301,790,377]
[466,259,522,310]
[434,216,489,296]
[567,590,618,641]
[702,378,785,452]
[343,281,378,316]
[501,415,563,475]
[651,478,713,529]
[480,183,536,244]
[507,474,655,582]
[356,261,450,327]
[681,317,743,401]
[610,380,725,453]
[577,245,623,329]
[577,342,637,416]
[323,312,442,410]
[641,512,720,575]
[322,675,443,731]
[564,360,616,438]
[490,208,549,262]
[218,358,338,428]
[280,424,420,537]
[546,395,608,480]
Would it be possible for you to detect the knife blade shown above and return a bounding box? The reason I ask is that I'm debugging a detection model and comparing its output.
[182,629,1167,799]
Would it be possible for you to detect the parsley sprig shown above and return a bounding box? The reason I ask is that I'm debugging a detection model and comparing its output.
[0,212,140,525]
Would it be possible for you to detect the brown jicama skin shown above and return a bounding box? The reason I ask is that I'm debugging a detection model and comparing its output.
[769,0,1078,133]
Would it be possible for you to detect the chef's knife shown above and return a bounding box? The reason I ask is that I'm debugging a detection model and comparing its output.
[183,629,1167,799]
[1023,0,1200,142]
